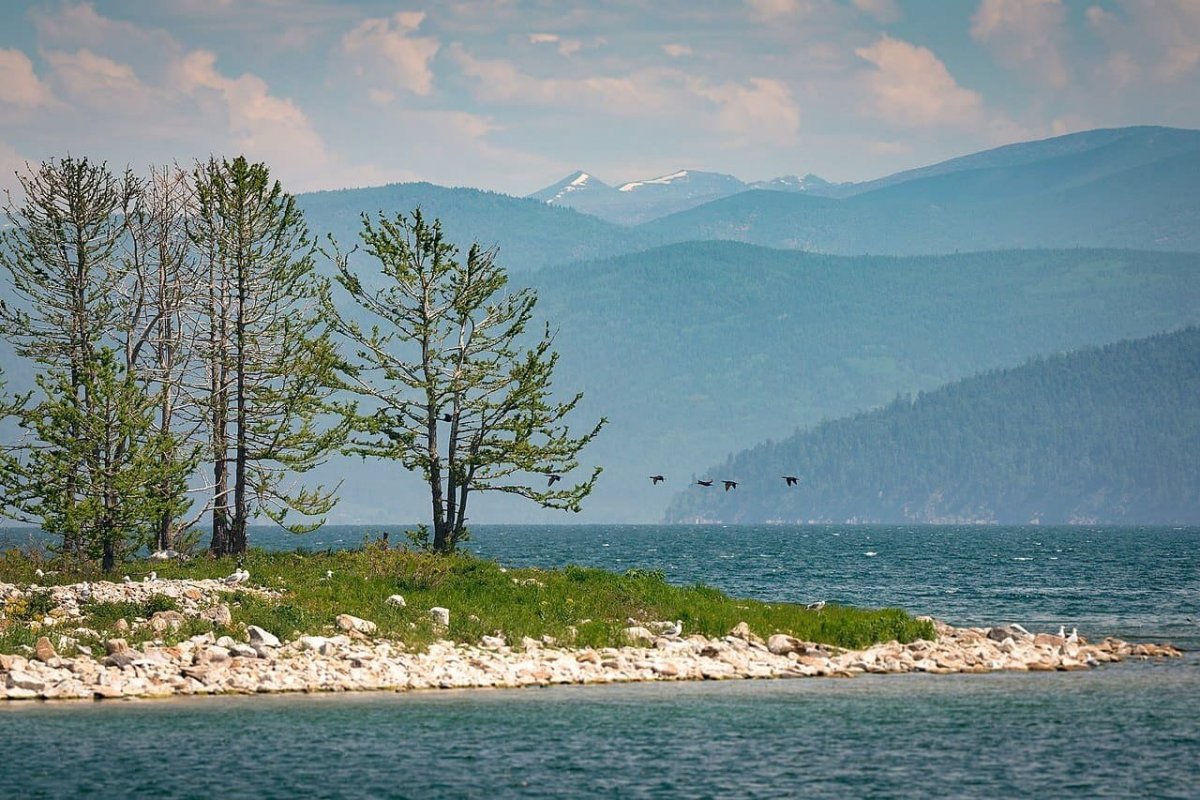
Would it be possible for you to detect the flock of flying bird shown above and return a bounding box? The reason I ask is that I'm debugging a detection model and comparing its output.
[545,474,803,490]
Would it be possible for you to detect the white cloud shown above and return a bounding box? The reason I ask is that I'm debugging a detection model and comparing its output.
[0,140,29,193]
[339,11,440,97]
[0,49,54,108]
[745,0,801,20]
[528,31,583,56]
[689,77,801,146]
[1087,0,1200,85]
[852,0,900,23]
[43,49,159,114]
[172,49,396,191]
[662,43,693,58]
[855,36,985,128]
[971,0,1068,88]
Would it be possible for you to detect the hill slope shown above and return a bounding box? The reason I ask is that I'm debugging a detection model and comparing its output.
[665,328,1200,525]
[642,126,1200,254]
[297,182,661,272]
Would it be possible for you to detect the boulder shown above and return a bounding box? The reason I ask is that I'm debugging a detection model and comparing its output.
[429,607,450,628]
[227,643,259,659]
[34,636,58,663]
[149,611,187,633]
[246,625,281,648]
[728,622,764,646]
[623,626,655,644]
[336,614,378,635]
[200,604,232,627]
[386,595,407,608]
[5,671,46,692]
[479,635,507,649]
[114,618,130,633]
[767,634,802,655]
[298,636,330,653]
[105,638,131,655]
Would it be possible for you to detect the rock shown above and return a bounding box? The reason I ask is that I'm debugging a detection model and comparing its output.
[987,625,1030,642]
[34,636,58,663]
[105,638,131,655]
[149,611,187,633]
[114,618,130,632]
[336,614,378,635]
[298,636,330,653]
[767,634,803,655]
[623,626,655,644]
[246,625,281,648]
[5,671,46,692]
[228,643,259,659]
[728,622,764,646]
[386,595,406,608]
[479,635,507,649]
[429,607,450,628]
[0,653,20,671]
[200,604,232,627]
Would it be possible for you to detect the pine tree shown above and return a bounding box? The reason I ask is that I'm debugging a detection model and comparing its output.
[325,209,604,553]
[192,156,345,556]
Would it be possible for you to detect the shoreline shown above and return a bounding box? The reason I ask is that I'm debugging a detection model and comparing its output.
[1,578,1183,703]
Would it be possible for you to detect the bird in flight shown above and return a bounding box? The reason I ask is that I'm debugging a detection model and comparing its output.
[783,476,799,486]
[650,475,664,485]
[547,474,562,486]
[696,479,713,487]
[722,480,738,491]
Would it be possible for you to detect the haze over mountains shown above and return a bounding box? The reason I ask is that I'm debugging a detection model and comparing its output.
[6,125,1197,525]
[287,125,1200,524]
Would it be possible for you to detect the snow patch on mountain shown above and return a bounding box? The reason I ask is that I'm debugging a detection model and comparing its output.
[618,170,692,192]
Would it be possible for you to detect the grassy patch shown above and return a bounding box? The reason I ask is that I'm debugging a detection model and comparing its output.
[1,545,936,651]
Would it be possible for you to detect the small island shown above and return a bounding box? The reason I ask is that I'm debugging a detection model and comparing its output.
[1,547,1181,702]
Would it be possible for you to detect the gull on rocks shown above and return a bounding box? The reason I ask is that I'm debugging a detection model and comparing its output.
[224,567,250,586]
[143,571,157,583]
[662,620,683,638]
[123,575,132,585]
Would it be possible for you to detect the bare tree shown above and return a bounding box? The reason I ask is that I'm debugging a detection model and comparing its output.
[122,165,205,551]
[325,209,605,553]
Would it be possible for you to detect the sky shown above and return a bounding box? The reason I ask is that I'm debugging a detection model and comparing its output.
[1,0,1198,196]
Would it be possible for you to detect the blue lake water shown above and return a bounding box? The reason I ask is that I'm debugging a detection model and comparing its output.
[2,524,1198,798]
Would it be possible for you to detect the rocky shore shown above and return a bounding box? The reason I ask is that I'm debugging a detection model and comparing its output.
[1,579,1183,702]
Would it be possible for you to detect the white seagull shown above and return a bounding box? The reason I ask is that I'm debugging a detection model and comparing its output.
[806,600,826,611]
[224,567,250,585]
[660,620,683,638]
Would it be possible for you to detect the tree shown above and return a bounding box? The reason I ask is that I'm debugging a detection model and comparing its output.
[0,157,139,556]
[123,165,206,551]
[192,156,345,556]
[12,350,194,570]
[326,209,605,553]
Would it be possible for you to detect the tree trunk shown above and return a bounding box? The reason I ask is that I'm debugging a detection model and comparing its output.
[231,218,249,556]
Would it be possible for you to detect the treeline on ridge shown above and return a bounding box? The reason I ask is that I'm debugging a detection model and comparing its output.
[665,327,1200,525]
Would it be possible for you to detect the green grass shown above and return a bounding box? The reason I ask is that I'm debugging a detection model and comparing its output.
[1,545,936,652]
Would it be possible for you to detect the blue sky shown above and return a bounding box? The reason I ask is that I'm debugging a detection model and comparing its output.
[1,0,1197,195]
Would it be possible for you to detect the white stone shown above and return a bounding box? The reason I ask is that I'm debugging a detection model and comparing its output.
[386,595,406,607]
[298,636,330,652]
[429,607,450,628]
[336,614,378,635]
[228,643,259,659]
[246,626,281,648]
[6,671,46,692]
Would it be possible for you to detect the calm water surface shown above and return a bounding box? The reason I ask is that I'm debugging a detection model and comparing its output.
[2,524,1197,798]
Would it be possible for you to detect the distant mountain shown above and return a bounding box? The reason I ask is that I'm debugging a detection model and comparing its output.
[641,126,1200,254]
[444,242,1200,523]
[528,169,839,224]
[664,327,1200,525]
[297,181,661,272]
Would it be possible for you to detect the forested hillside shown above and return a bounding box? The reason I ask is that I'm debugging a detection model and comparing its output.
[665,328,1200,525]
